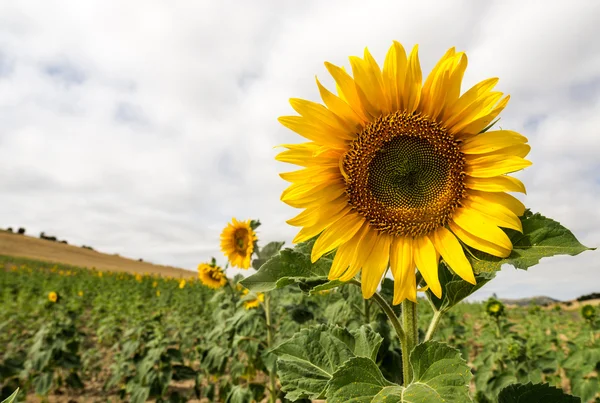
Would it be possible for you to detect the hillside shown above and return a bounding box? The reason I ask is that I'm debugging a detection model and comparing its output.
[0,231,196,278]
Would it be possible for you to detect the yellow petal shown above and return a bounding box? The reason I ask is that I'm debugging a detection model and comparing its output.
[461,198,522,232]
[278,116,348,149]
[325,62,369,121]
[432,227,476,284]
[449,221,511,258]
[286,207,320,227]
[281,180,345,208]
[447,92,504,135]
[390,237,416,304]
[279,166,341,183]
[414,235,442,298]
[451,207,513,252]
[461,95,510,135]
[443,77,499,123]
[311,213,365,262]
[465,155,532,178]
[461,130,528,154]
[289,98,355,139]
[328,223,370,279]
[445,53,468,107]
[420,48,456,119]
[465,143,531,160]
[361,233,392,299]
[467,190,526,217]
[465,175,526,194]
[316,77,365,129]
[382,41,407,112]
[339,227,379,282]
[293,205,350,244]
[403,45,422,113]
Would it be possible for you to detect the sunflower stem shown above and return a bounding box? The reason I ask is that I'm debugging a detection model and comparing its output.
[364,298,371,323]
[401,300,418,385]
[424,310,443,342]
[264,293,277,403]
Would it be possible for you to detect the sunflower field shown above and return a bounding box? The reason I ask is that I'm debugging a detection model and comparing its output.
[2,41,599,402]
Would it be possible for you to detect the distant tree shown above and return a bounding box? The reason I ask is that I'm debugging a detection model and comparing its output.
[60,240,68,244]
[138,258,143,262]
[577,292,600,302]
[6,227,13,233]
[40,231,46,239]
[17,227,25,235]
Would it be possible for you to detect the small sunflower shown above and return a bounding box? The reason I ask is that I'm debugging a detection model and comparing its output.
[244,293,265,310]
[78,291,84,297]
[220,218,257,269]
[278,41,531,304]
[581,304,596,322]
[198,262,228,289]
[156,290,161,297]
[179,279,186,289]
[48,291,59,303]
[485,298,505,318]
[152,281,158,288]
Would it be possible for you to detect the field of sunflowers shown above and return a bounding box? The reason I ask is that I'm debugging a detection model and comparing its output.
[1,251,598,403]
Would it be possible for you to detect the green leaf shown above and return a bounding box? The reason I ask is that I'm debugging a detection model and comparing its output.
[428,266,495,312]
[498,382,580,403]
[241,239,333,292]
[34,371,53,396]
[272,324,382,401]
[326,357,395,403]
[326,341,472,403]
[1,388,19,403]
[470,210,594,274]
[252,241,285,270]
[226,385,254,403]
[571,376,598,402]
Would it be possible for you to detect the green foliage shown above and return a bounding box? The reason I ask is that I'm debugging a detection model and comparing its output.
[470,211,593,274]
[271,324,383,401]
[0,389,19,403]
[325,341,471,402]
[498,382,581,402]
[241,239,335,292]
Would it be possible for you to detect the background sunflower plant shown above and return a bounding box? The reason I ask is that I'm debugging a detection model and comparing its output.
[241,41,594,402]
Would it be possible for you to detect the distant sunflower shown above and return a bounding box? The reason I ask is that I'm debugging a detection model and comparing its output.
[220,218,257,269]
[198,263,228,289]
[179,279,186,289]
[48,291,58,303]
[278,41,531,304]
[244,293,265,310]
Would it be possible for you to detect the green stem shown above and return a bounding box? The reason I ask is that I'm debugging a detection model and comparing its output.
[401,300,418,385]
[364,298,371,323]
[424,310,443,342]
[348,279,405,342]
[264,294,277,403]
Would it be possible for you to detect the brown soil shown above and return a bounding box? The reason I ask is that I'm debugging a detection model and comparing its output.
[0,232,195,278]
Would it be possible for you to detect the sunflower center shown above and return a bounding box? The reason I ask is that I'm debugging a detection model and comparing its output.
[343,111,466,237]
[208,269,222,281]
[234,229,248,252]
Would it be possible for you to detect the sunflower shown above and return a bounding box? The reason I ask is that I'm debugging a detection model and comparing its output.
[581,304,596,322]
[485,298,505,318]
[179,279,186,289]
[220,218,257,269]
[48,291,58,303]
[198,263,228,289]
[244,292,265,310]
[277,41,531,304]
[78,291,84,297]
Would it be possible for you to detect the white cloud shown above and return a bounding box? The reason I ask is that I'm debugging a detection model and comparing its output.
[0,0,598,300]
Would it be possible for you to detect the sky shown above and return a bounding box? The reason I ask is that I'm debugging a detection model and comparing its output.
[1,0,599,301]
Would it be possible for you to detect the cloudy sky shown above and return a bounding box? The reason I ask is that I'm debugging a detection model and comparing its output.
[1,0,598,301]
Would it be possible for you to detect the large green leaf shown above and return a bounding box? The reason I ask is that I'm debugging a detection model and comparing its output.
[326,341,472,402]
[497,382,580,403]
[470,211,593,274]
[241,239,333,292]
[252,241,285,270]
[271,324,383,401]
[427,266,496,312]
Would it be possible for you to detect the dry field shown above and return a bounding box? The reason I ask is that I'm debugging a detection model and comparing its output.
[0,231,195,278]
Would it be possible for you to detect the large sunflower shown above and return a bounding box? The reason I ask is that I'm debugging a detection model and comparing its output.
[220,218,257,269]
[198,263,228,289]
[277,41,531,304]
